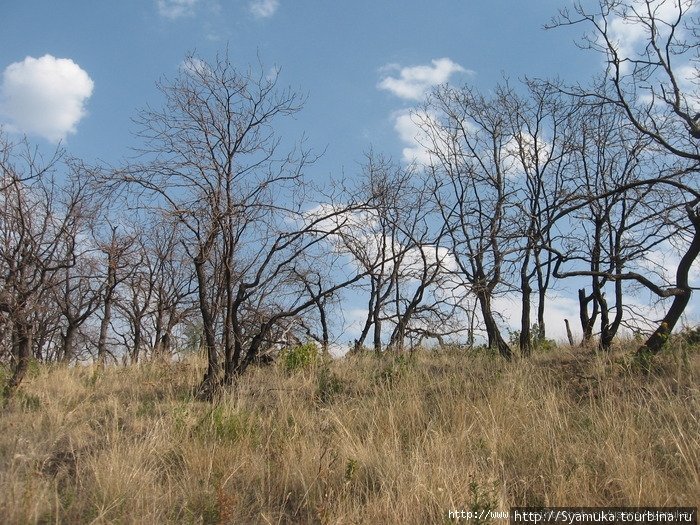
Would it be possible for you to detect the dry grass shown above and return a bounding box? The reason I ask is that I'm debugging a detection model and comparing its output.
[0,343,698,524]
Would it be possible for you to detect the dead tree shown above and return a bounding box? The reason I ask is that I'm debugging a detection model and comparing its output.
[0,137,88,394]
[421,86,517,359]
[550,0,700,354]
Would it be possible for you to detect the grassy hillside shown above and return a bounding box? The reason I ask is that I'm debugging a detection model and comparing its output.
[0,343,698,524]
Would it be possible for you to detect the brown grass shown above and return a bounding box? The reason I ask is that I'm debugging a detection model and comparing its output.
[0,343,698,524]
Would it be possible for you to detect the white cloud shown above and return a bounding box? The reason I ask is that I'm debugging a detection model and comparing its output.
[378,58,469,101]
[0,55,94,143]
[156,0,199,19]
[249,0,279,18]
[393,110,437,165]
[179,57,210,78]
[607,1,697,68]
[503,131,553,178]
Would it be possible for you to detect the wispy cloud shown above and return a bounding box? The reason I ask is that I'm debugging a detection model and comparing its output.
[606,0,697,73]
[378,58,470,101]
[249,0,279,18]
[0,55,94,143]
[156,0,199,19]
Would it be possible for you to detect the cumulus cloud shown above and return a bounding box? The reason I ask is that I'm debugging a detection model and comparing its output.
[249,0,279,18]
[156,0,199,19]
[378,58,470,101]
[0,55,94,143]
[392,109,458,166]
[393,111,435,165]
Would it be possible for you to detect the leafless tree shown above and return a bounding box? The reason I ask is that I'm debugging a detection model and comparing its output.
[552,102,681,350]
[94,223,137,366]
[499,80,580,354]
[146,219,196,359]
[0,136,89,394]
[110,51,375,397]
[550,0,700,353]
[421,85,517,359]
[334,154,453,353]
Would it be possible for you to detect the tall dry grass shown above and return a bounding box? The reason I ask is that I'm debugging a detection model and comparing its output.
[0,342,698,524]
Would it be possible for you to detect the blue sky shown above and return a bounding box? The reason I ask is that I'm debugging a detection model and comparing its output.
[1,0,597,173]
[5,0,694,343]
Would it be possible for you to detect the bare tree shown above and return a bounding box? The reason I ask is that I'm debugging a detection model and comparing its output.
[0,137,89,394]
[147,219,196,359]
[421,86,517,359]
[111,51,374,397]
[552,102,682,349]
[550,0,700,353]
[499,80,580,354]
[54,234,103,363]
[334,154,453,353]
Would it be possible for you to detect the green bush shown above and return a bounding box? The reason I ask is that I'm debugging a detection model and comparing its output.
[199,406,257,443]
[279,342,318,372]
[374,354,412,387]
[468,480,499,525]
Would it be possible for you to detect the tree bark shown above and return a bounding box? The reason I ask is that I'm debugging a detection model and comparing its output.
[519,248,533,357]
[195,258,219,398]
[578,287,598,344]
[565,319,575,346]
[638,204,700,355]
[61,322,78,364]
[477,291,512,359]
[4,320,32,399]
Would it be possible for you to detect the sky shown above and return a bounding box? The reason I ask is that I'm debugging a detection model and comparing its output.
[1,0,696,344]
[0,0,598,169]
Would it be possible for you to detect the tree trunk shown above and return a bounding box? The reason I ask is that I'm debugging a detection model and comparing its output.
[132,320,142,364]
[638,204,700,355]
[319,300,329,356]
[520,249,533,357]
[98,253,117,366]
[477,291,512,359]
[195,258,219,398]
[578,288,598,344]
[61,322,78,364]
[565,319,575,346]
[97,290,113,366]
[372,301,382,353]
[535,249,548,339]
[4,320,32,399]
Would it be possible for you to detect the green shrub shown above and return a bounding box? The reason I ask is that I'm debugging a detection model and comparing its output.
[279,342,318,372]
[468,480,499,525]
[374,354,412,387]
[201,406,256,443]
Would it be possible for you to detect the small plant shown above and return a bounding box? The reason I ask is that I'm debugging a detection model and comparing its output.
[211,407,252,442]
[628,348,657,375]
[18,391,42,411]
[26,358,42,379]
[374,354,411,387]
[316,366,343,403]
[279,341,318,372]
[468,480,498,525]
[344,458,358,483]
[509,324,557,354]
